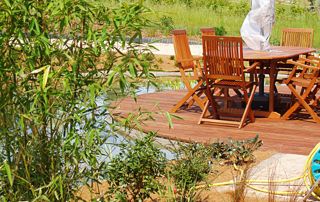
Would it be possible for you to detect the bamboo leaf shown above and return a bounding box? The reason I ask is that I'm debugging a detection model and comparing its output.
[32,195,50,202]
[29,18,35,32]
[34,17,40,34]
[165,112,174,129]
[42,66,51,89]
[89,84,95,106]
[119,72,127,92]
[3,0,11,8]
[77,5,86,12]
[169,113,183,120]
[4,161,13,187]
[128,63,137,77]
[30,66,47,74]
[107,71,116,86]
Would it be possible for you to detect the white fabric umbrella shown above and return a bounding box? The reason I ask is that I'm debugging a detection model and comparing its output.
[240,0,275,51]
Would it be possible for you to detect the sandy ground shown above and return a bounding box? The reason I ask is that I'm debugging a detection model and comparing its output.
[76,148,317,201]
[76,150,275,201]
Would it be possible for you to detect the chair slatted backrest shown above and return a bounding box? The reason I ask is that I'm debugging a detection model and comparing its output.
[281,28,314,48]
[172,30,194,69]
[200,27,215,36]
[202,35,244,81]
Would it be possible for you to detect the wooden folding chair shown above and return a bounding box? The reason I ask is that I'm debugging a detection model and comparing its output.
[275,28,314,94]
[281,28,314,48]
[183,27,216,109]
[201,27,244,98]
[199,36,259,128]
[200,27,215,36]
[170,30,207,113]
[308,56,320,108]
[281,58,320,123]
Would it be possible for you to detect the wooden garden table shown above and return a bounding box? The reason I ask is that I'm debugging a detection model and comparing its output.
[243,46,316,118]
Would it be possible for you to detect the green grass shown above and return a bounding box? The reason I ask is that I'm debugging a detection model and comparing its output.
[149,3,320,48]
[106,1,320,48]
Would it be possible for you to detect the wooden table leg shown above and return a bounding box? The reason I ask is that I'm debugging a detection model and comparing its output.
[258,67,265,96]
[268,61,281,118]
[269,62,276,112]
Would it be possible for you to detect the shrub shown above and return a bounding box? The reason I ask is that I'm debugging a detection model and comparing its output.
[0,0,157,200]
[169,143,212,201]
[215,26,227,36]
[160,16,175,35]
[211,135,263,165]
[206,0,230,10]
[179,0,193,7]
[106,133,167,201]
[229,0,250,16]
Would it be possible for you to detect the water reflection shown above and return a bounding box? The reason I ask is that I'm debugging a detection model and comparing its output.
[101,77,183,161]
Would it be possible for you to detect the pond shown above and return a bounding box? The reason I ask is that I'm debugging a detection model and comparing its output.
[98,76,184,162]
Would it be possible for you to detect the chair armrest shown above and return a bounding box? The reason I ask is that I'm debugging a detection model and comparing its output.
[308,54,320,60]
[298,57,320,65]
[193,56,202,61]
[287,60,320,71]
[244,62,260,73]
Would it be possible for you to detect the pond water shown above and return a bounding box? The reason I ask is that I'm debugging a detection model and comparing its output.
[99,76,183,162]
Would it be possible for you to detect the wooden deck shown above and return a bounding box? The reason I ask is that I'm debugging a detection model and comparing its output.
[111,89,320,155]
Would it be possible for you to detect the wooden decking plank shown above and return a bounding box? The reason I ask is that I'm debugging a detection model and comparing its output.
[111,90,320,155]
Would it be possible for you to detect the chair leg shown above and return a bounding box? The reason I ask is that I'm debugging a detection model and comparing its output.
[204,84,219,119]
[282,83,320,123]
[290,85,320,123]
[249,73,254,93]
[282,85,304,120]
[239,85,257,128]
[198,100,209,124]
[191,93,206,110]
[311,86,320,107]
[187,90,201,108]
[282,102,300,120]
[187,89,206,109]
[170,81,203,113]
[248,86,257,122]
[170,90,196,113]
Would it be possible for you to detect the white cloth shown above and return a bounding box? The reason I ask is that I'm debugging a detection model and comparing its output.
[240,0,275,51]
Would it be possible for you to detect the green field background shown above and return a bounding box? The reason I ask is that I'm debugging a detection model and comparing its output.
[107,0,320,48]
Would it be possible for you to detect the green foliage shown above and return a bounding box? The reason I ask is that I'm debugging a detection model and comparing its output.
[215,26,227,36]
[160,16,175,35]
[228,0,250,15]
[211,135,263,165]
[106,133,167,201]
[0,0,157,201]
[206,0,230,11]
[169,143,212,201]
[290,4,307,15]
[270,37,280,46]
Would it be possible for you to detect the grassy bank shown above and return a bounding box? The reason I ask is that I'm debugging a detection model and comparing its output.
[106,0,320,48]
